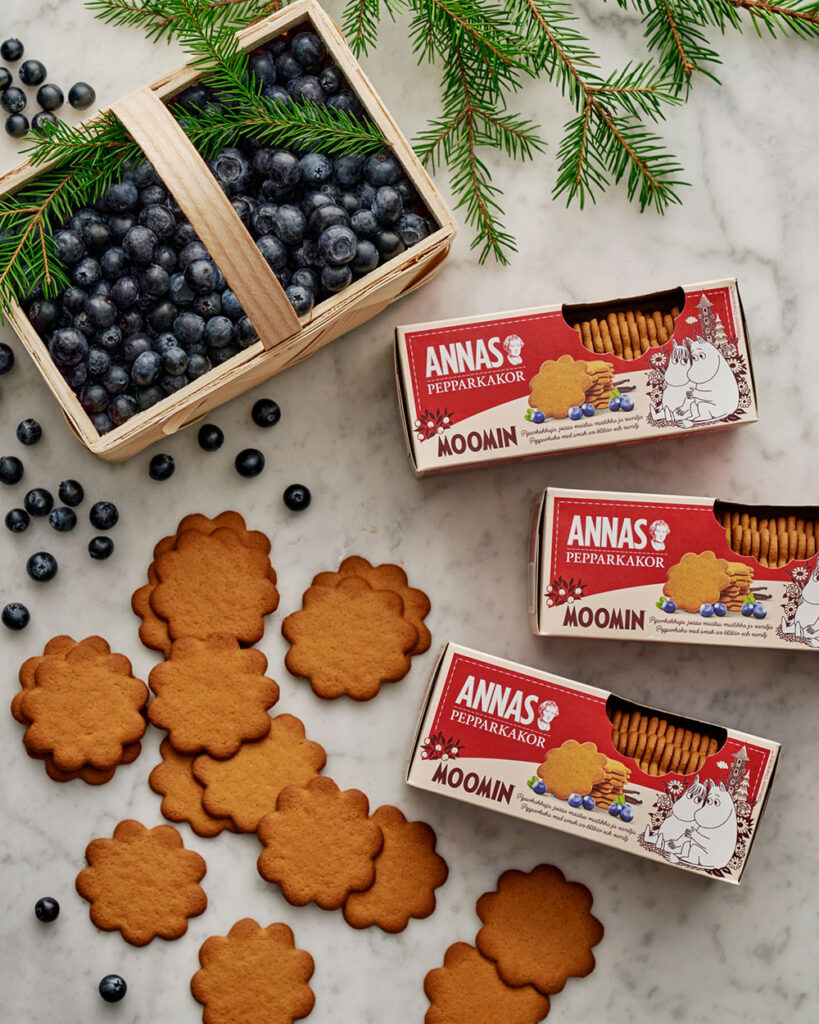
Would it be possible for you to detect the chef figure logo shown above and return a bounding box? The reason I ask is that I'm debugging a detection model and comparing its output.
[649,519,671,551]
[503,334,524,365]
[537,699,559,731]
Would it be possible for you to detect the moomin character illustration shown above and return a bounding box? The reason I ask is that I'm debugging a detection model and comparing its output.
[683,336,740,423]
[649,340,692,423]
[642,776,706,857]
[672,781,738,870]
[781,561,819,647]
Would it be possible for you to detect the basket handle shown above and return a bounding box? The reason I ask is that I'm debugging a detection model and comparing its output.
[111,87,301,350]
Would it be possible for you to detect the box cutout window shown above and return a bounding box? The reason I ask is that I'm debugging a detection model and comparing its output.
[562,286,684,359]
[713,502,818,569]
[605,695,725,777]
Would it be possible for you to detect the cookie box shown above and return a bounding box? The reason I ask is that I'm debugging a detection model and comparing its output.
[0,0,456,461]
[406,643,780,884]
[530,487,819,652]
[394,279,757,475]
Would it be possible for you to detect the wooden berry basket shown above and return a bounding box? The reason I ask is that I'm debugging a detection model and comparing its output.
[0,0,456,461]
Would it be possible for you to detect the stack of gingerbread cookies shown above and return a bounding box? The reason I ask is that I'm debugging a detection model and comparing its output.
[582,360,615,409]
[719,561,755,612]
[718,507,818,565]
[571,303,681,357]
[609,708,720,776]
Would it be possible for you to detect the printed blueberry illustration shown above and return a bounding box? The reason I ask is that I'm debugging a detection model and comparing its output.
[567,793,583,808]
[581,795,595,810]
[619,805,634,823]
[568,406,582,421]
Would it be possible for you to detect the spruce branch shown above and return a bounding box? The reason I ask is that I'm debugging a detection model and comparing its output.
[726,0,819,37]
[86,0,281,42]
[343,0,403,56]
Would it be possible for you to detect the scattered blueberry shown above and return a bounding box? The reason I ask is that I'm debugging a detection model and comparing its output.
[752,602,767,619]
[608,397,621,412]
[741,602,754,617]
[531,410,546,424]
[235,448,265,478]
[1,86,26,114]
[582,794,596,810]
[88,536,114,560]
[580,402,595,417]
[568,406,583,421]
[0,68,10,92]
[34,897,60,922]
[197,424,224,451]
[608,803,621,816]
[16,419,42,446]
[89,500,119,530]
[30,110,59,132]
[149,453,175,481]
[49,506,77,532]
[2,602,29,630]
[99,975,127,1003]
[700,603,715,617]
[36,83,64,111]
[251,398,280,428]
[0,455,24,485]
[619,805,634,823]
[27,551,58,582]
[5,508,29,533]
[68,82,96,110]
[532,779,547,795]
[567,793,583,808]
[5,113,28,138]
[19,60,47,86]
[620,395,634,412]
[0,343,14,374]
[283,483,311,511]
[661,599,676,613]
[713,601,727,617]
[24,487,53,517]
[1,38,24,62]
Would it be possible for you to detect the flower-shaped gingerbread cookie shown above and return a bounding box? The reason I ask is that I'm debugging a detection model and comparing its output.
[257,777,383,910]
[528,354,592,419]
[537,739,607,800]
[282,576,418,700]
[76,819,207,946]
[424,942,550,1024]
[191,919,315,1024]
[663,550,730,612]
[475,864,603,995]
[148,634,278,758]
[20,637,147,772]
[343,805,448,933]
[149,739,235,838]
[194,714,326,833]
[151,527,279,645]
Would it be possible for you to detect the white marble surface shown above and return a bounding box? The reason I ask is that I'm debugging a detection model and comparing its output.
[1,2,818,1022]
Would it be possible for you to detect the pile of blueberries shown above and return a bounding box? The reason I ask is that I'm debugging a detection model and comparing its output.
[1,36,95,139]
[23,28,433,436]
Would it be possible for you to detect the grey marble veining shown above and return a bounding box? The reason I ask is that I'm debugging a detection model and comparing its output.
[1,2,818,1022]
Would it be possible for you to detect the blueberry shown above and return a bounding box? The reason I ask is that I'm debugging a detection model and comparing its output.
[72,258,102,289]
[109,214,137,242]
[1,86,27,114]
[568,406,583,420]
[109,394,140,425]
[34,896,60,922]
[620,395,634,412]
[291,268,318,293]
[220,290,244,322]
[192,291,221,319]
[16,419,42,446]
[140,184,167,206]
[364,149,402,187]
[91,412,113,435]
[292,31,325,66]
[608,397,621,411]
[122,332,153,364]
[283,284,313,317]
[348,211,376,241]
[235,448,265,477]
[275,52,302,81]
[149,453,175,481]
[139,204,176,240]
[1,38,24,62]
[187,353,213,379]
[351,241,379,276]
[236,317,258,348]
[120,311,145,336]
[741,602,754,617]
[249,203,278,238]
[3,113,23,141]
[70,208,102,234]
[318,224,357,265]
[197,423,224,451]
[49,506,77,532]
[19,60,47,86]
[103,181,139,213]
[319,66,343,95]
[175,229,203,258]
[619,805,634,823]
[99,975,127,1003]
[396,212,429,247]
[752,602,767,619]
[80,219,112,252]
[266,149,301,191]
[141,264,171,299]
[63,362,88,389]
[291,240,319,270]
[68,82,96,110]
[5,508,29,532]
[327,92,361,116]
[28,299,60,336]
[185,259,219,292]
[289,75,325,105]
[231,195,257,225]
[80,383,109,414]
[248,48,277,86]
[102,365,128,396]
[372,186,403,225]
[713,601,727,617]
[204,317,234,349]
[169,274,195,308]
[58,479,84,507]
[176,85,209,113]
[567,793,583,808]
[321,264,352,293]
[31,110,58,133]
[62,286,88,314]
[210,344,240,366]
[111,276,140,310]
[580,402,595,417]
[661,599,676,613]
[608,803,622,816]
[131,350,162,386]
[27,551,58,582]
[256,234,287,271]
[123,226,158,265]
[532,410,546,425]
[89,500,119,530]
[251,398,280,428]
[582,794,596,810]
[355,182,377,207]
[395,179,417,205]
[339,192,360,215]
[136,384,165,410]
[273,204,306,245]
[532,779,547,795]
[160,345,187,376]
[173,312,205,346]
[2,602,29,630]
[208,147,251,196]
[101,247,128,280]
[373,230,404,260]
[333,154,363,187]
[25,487,53,517]
[86,295,118,329]
[299,152,333,185]
[53,230,86,266]
[700,603,715,617]
[300,191,332,220]
[72,310,96,338]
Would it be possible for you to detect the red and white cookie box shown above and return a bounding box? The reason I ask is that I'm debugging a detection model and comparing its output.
[394,279,757,475]
[530,488,819,652]
[406,644,780,884]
